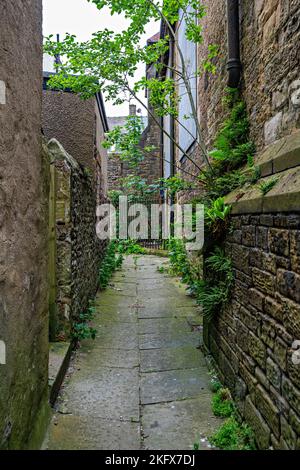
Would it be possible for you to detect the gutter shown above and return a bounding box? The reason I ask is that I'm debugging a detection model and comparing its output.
[227,0,242,88]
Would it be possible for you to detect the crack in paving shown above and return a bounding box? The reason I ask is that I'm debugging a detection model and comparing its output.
[43,255,222,450]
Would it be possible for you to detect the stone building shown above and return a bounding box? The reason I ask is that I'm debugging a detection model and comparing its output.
[160,0,300,449]
[170,0,300,176]
[107,33,163,193]
[42,56,109,202]
[0,0,50,449]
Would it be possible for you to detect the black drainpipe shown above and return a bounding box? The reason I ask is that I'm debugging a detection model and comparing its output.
[227,0,242,88]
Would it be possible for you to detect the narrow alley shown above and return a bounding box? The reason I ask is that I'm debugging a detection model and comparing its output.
[43,256,221,450]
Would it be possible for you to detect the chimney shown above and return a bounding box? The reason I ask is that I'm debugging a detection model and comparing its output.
[129,104,137,116]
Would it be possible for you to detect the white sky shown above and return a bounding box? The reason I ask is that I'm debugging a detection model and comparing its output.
[43,0,158,116]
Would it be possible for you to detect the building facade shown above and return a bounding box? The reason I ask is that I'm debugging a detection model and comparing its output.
[0,0,50,449]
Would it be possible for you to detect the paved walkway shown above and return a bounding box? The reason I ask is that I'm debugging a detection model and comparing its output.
[44,256,221,450]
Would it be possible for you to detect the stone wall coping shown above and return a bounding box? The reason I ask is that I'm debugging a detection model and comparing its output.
[255,130,300,177]
[47,138,80,171]
[224,131,300,215]
[225,166,300,215]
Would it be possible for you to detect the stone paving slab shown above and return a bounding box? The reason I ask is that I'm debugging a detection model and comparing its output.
[139,331,200,350]
[44,414,140,450]
[138,303,201,320]
[140,346,204,373]
[138,318,189,335]
[142,397,222,450]
[58,366,140,421]
[96,308,138,324]
[140,368,209,404]
[79,346,139,369]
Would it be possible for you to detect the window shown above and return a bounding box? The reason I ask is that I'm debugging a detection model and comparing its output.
[177,7,197,159]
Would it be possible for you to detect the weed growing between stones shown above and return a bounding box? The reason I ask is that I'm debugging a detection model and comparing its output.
[117,239,146,255]
[211,388,235,418]
[72,301,97,342]
[99,241,123,289]
[259,176,279,195]
[210,417,256,451]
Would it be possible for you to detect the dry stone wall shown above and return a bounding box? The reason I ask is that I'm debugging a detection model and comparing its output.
[48,140,105,340]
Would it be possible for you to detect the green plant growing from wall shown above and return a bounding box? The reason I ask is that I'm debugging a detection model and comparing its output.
[259,177,279,195]
[72,302,98,341]
[210,417,256,451]
[212,388,234,418]
[196,247,234,321]
[99,242,123,289]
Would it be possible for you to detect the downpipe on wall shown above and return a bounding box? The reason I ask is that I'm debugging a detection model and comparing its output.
[227,0,242,88]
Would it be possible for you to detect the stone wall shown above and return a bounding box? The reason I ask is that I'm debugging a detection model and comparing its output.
[204,133,300,449]
[48,139,104,340]
[177,0,300,175]
[0,0,50,449]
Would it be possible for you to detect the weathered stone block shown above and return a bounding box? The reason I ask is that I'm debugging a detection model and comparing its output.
[255,384,280,438]
[274,336,287,370]
[242,225,256,247]
[228,229,242,244]
[249,332,267,369]
[249,288,264,311]
[264,296,283,322]
[252,267,275,296]
[244,396,270,449]
[236,319,250,352]
[269,228,289,257]
[277,269,300,303]
[289,408,300,435]
[287,349,300,390]
[264,112,282,146]
[256,226,269,250]
[260,315,276,349]
[266,357,281,390]
[233,281,251,307]
[269,384,290,418]
[239,363,257,396]
[260,215,274,227]
[255,367,270,390]
[290,230,300,274]
[249,248,263,269]
[231,245,250,274]
[281,416,297,449]
[282,376,300,414]
[239,307,260,333]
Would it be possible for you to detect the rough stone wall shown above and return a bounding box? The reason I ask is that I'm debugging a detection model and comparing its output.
[48,140,104,340]
[177,0,300,176]
[205,212,300,449]
[42,90,96,173]
[0,0,50,449]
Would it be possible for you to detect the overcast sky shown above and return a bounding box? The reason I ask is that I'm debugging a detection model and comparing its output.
[43,0,158,116]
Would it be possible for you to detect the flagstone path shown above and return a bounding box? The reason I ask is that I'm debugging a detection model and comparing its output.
[44,255,221,450]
